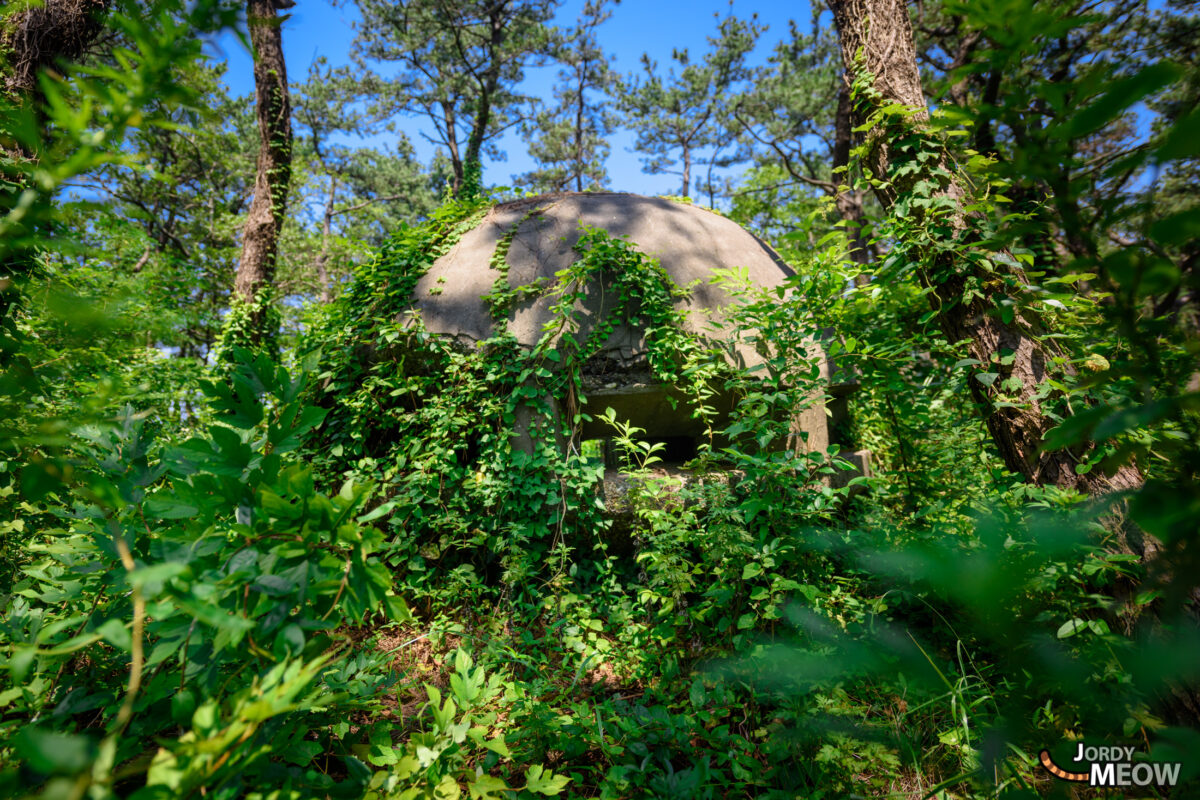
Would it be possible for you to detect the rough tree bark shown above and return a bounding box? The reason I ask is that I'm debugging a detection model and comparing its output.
[232,0,293,346]
[313,173,336,305]
[832,83,873,274]
[573,52,587,192]
[824,0,1143,501]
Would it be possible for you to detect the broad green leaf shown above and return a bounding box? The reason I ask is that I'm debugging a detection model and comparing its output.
[1042,406,1110,452]
[143,493,200,520]
[171,689,197,725]
[14,728,97,774]
[95,618,132,651]
[253,574,297,596]
[284,740,323,767]
[481,736,511,758]
[1066,62,1181,138]
[973,372,999,386]
[468,774,512,800]
[1149,209,1200,248]
[524,764,570,796]
[9,647,36,683]
[1056,618,1086,639]
[1093,400,1172,440]
[1157,107,1200,161]
[128,562,190,590]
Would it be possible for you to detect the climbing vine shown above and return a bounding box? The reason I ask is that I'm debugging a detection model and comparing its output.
[213,284,281,366]
[299,196,832,606]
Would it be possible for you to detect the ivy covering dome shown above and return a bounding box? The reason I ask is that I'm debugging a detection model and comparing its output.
[409,191,795,368]
[397,191,848,463]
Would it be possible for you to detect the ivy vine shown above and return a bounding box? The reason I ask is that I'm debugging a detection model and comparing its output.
[300,196,766,598]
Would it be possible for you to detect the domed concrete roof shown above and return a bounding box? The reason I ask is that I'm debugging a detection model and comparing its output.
[408,192,795,367]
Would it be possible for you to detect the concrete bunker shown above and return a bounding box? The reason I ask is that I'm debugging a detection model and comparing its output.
[405,191,863,476]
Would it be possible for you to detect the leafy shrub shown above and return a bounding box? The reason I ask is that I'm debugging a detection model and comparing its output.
[0,352,405,796]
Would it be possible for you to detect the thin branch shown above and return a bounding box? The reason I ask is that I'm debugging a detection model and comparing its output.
[330,193,409,218]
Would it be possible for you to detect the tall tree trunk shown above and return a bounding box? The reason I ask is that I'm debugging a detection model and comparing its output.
[826,0,1200,731]
[442,101,462,195]
[232,0,292,348]
[681,147,691,198]
[574,59,586,192]
[832,82,873,279]
[824,0,1143,500]
[460,3,506,198]
[313,172,336,304]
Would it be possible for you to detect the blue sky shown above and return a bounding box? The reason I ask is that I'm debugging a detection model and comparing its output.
[210,0,822,198]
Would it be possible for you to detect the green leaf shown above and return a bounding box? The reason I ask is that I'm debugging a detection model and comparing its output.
[1130,480,1200,544]
[469,774,512,800]
[1042,406,1110,452]
[260,489,302,520]
[524,764,570,796]
[253,574,297,596]
[367,739,398,767]
[144,493,200,520]
[1093,400,1172,440]
[275,624,305,656]
[741,562,763,580]
[973,372,999,386]
[9,646,36,683]
[1157,107,1200,161]
[1149,209,1200,248]
[0,687,23,708]
[386,595,415,623]
[481,736,511,758]
[192,702,218,734]
[1139,258,1181,296]
[359,502,396,523]
[14,728,97,774]
[1067,62,1181,139]
[171,689,197,726]
[95,618,132,651]
[19,461,64,501]
[1056,618,1086,639]
[285,740,323,767]
[128,561,190,590]
[434,774,462,799]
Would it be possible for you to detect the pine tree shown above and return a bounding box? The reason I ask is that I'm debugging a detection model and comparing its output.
[291,58,437,302]
[517,0,614,193]
[351,0,559,196]
[229,0,294,354]
[617,14,760,198]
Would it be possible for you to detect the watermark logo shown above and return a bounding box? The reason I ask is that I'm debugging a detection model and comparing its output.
[1039,743,1182,788]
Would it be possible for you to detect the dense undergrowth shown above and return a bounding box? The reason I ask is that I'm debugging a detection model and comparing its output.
[3,1,1200,798]
[4,181,1198,796]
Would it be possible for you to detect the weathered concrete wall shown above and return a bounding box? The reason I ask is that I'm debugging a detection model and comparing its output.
[411,192,799,370]
[404,191,856,473]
